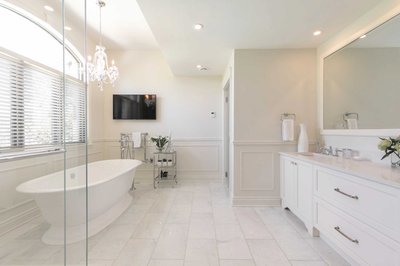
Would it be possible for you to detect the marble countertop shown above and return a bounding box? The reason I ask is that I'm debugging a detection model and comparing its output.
[280,152,400,189]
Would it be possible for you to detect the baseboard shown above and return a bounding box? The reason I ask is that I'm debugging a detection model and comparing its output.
[232,196,281,206]
[0,200,40,236]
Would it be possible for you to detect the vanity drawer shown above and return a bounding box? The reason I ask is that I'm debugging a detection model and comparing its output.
[315,167,400,241]
[316,201,400,265]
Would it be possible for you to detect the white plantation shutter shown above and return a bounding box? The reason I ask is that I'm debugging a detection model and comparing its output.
[0,49,86,156]
[65,78,86,143]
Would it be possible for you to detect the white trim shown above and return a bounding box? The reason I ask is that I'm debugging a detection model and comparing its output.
[99,138,223,143]
[232,196,281,206]
[317,3,400,135]
[233,140,317,146]
[321,129,400,137]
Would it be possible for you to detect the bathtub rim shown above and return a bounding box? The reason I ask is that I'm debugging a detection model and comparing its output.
[16,159,142,194]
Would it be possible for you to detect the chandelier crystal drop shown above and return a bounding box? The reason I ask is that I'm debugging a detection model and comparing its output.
[87,0,119,91]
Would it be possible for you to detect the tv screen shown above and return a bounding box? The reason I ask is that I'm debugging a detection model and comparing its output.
[113,94,156,120]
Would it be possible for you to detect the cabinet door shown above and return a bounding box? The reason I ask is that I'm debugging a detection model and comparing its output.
[297,162,313,223]
[282,158,297,211]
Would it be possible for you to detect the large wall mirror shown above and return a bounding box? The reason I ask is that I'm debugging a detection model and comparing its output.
[323,13,400,130]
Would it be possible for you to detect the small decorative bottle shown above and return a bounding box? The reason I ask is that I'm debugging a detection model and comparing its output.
[298,123,309,152]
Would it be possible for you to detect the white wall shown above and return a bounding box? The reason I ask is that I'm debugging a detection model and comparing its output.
[317,0,400,164]
[231,49,317,206]
[101,50,224,180]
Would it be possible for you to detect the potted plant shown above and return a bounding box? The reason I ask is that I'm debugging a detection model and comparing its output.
[378,136,400,168]
[151,136,169,152]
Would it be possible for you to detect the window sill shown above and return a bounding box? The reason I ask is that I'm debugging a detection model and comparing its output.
[0,148,65,162]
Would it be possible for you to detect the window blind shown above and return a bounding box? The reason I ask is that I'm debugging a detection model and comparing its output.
[0,50,86,156]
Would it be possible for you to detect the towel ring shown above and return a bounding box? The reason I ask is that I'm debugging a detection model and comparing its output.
[281,113,296,121]
[343,112,358,121]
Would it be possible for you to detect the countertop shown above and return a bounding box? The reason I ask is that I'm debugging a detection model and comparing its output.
[280,152,400,189]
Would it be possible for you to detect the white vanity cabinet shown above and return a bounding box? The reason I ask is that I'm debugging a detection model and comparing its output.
[280,156,314,235]
[280,153,400,266]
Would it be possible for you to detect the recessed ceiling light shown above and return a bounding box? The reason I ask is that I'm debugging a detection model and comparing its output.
[313,30,322,36]
[193,24,204,30]
[360,34,366,39]
[196,65,208,71]
[44,5,54,12]
[64,26,72,31]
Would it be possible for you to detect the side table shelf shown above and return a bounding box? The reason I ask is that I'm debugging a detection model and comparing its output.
[153,151,177,188]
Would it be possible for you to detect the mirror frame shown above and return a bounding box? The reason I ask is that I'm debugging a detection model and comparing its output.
[318,7,400,137]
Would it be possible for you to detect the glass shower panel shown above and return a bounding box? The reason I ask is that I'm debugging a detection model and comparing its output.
[0,1,89,265]
[64,0,89,265]
[0,1,69,265]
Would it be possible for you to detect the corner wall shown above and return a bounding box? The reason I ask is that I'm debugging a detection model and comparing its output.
[231,49,317,205]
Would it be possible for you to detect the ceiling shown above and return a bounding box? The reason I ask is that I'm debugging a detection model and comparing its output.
[12,0,384,76]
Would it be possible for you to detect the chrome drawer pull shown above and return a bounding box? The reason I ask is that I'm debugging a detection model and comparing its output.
[334,226,359,244]
[334,188,359,200]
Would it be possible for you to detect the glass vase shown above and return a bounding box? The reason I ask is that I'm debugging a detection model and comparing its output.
[391,153,400,168]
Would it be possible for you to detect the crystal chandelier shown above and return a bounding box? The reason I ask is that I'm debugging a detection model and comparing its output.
[87,0,118,91]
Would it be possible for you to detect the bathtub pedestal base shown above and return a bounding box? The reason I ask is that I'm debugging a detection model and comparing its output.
[42,193,132,245]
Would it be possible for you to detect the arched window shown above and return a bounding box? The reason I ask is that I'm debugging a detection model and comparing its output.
[0,3,86,156]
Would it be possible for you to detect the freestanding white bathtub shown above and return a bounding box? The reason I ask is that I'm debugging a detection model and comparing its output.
[16,159,142,245]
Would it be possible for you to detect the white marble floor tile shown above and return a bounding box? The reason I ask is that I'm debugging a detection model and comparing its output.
[152,238,187,259]
[149,260,184,266]
[290,261,328,266]
[219,260,256,266]
[213,206,238,224]
[247,239,290,266]
[114,210,147,225]
[215,223,244,241]
[191,201,212,213]
[235,208,273,240]
[188,222,216,239]
[185,239,218,266]
[132,213,167,239]
[167,209,191,224]
[275,235,321,261]
[99,224,138,241]
[255,208,290,226]
[190,212,214,224]
[89,239,128,260]
[86,259,114,266]
[305,238,350,266]
[112,238,155,266]
[217,238,252,260]
[159,223,189,241]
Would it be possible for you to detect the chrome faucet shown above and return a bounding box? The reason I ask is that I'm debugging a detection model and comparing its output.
[320,146,333,155]
[334,148,343,157]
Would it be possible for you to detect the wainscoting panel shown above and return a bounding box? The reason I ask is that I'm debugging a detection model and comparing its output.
[239,151,274,191]
[232,141,298,206]
[102,138,223,180]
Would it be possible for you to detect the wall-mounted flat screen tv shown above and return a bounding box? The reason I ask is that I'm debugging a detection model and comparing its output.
[113,94,156,120]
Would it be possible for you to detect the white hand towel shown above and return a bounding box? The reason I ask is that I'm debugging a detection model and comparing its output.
[346,119,358,129]
[282,119,294,141]
[132,132,142,148]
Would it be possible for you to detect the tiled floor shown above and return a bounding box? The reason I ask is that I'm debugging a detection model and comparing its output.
[0,180,349,266]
